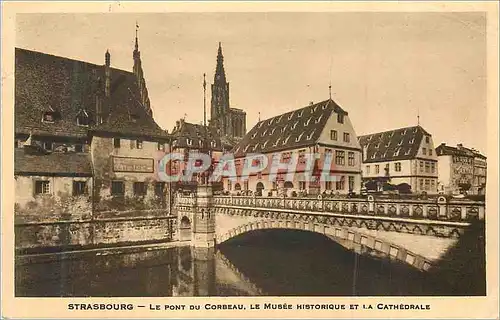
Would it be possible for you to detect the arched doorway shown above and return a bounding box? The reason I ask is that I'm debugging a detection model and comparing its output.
[256,182,264,196]
[179,216,192,241]
[234,183,241,191]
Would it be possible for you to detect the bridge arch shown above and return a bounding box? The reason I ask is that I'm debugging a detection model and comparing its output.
[216,219,434,271]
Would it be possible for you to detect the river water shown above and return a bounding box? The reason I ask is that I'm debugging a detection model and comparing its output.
[15,229,485,297]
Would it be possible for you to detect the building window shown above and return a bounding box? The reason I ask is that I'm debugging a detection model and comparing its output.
[244,181,249,191]
[336,176,345,190]
[426,136,430,143]
[157,142,164,151]
[325,181,332,190]
[431,179,435,190]
[299,181,306,190]
[431,162,435,174]
[425,162,430,173]
[136,140,143,149]
[375,165,380,174]
[419,179,424,190]
[422,148,426,155]
[343,132,350,143]
[425,179,430,191]
[227,180,232,191]
[395,162,402,172]
[155,182,165,197]
[366,165,370,175]
[134,182,147,196]
[113,138,121,148]
[111,181,125,196]
[337,113,344,124]
[429,149,432,156]
[330,130,338,141]
[348,152,355,166]
[72,181,87,196]
[34,180,50,195]
[335,150,345,166]
[75,144,83,153]
[348,176,355,191]
[419,161,423,173]
[43,141,53,151]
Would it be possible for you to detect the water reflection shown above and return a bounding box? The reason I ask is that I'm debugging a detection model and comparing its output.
[15,229,485,297]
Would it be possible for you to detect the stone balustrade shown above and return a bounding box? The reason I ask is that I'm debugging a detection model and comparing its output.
[185,194,486,222]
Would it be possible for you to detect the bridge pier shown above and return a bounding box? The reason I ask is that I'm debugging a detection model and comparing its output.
[191,184,216,248]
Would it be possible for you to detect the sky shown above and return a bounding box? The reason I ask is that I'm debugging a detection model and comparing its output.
[16,12,487,154]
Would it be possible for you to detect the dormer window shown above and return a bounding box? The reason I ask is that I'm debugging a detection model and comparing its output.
[262,129,268,137]
[307,129,316,140]
[288,112,294,120]
[187,138,193,146]
[42,111,57,123]
[277,115,283,122]
[409,138,415,144]
[295,132,304,142]
[281,125,288,133]
[298,110,303,117]
[398,139,403,146]
[76,109,90,126]
[273,137,281,146]
[393,148,400,156]
[312,106,317,113]
[270,128,276,135]
[251,133,257,139]
[282,135,291,145]
[315,115,323,124]
[269,118,274,125]
[292,121,298,129]
[304,118,311,126]
[262,140,269,148]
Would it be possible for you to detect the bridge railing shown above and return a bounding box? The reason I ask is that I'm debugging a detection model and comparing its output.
[208,195,485,222]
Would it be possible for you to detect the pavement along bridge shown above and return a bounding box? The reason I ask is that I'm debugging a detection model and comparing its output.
[175,184,485,271]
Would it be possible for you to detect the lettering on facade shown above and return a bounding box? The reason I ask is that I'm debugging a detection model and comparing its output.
[112,156,154,173]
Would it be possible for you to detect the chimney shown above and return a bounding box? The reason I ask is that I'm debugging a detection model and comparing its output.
[457,143,463,149]
[309,101,314,106]
[104,50,111,97]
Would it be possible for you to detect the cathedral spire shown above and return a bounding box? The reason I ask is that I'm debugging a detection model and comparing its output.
[131,22,152,116]
[214,41,226,83]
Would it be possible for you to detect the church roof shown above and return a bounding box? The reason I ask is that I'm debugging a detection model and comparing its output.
[358,125,431,163]
[15,48,168,140]
[232,99,347,156]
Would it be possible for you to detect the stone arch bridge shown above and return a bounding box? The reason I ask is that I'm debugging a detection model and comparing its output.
[175,186,485,272]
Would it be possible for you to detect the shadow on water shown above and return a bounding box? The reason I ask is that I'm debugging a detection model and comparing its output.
[218,227,486,296]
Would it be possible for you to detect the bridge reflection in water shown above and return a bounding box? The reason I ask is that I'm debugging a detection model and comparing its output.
[16,226,485,297]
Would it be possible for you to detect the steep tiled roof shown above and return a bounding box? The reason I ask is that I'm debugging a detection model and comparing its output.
[435,144,481,158]
[171,120,225,151]
[15,149,92,176]
[358,126,431,163]
[15,48,168,140]
[232,99,346,156]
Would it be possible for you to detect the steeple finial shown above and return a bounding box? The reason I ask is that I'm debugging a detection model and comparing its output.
[203,73,207,128]
[105,49,110,67]
[329,82,332,100]
[135,21,139,51]
[258,112,261,122]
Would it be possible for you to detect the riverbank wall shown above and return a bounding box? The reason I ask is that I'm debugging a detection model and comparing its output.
[15,209,177,254]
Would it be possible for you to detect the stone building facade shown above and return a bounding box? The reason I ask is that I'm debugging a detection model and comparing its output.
[358,126,439,194]
[226,99,363,196]
[435,143,486,195]
[14,34,174,250]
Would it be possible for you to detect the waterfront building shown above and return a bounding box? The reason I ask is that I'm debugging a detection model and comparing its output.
[358,126,438,194]
[227,99,363,196]
[14,33,171,221]
[435,143,486,195]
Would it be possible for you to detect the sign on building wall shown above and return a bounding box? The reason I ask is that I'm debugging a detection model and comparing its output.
[112,156,154,173]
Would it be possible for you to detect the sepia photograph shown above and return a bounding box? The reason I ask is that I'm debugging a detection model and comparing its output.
[1,2,499,319]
